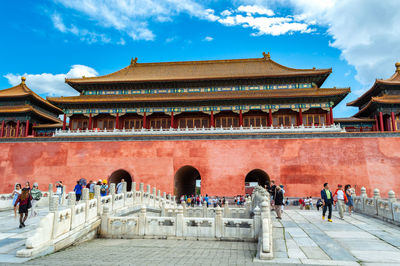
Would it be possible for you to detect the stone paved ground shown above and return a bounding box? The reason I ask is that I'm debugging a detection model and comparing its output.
[269,208,400,265]
[26,239,258,266]
[4,207,400,265]
[0,207,48,264]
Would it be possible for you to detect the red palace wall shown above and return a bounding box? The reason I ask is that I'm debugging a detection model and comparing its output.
[0,137,399,197]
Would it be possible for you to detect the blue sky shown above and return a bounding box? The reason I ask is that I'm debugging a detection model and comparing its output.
[1,0,399,118]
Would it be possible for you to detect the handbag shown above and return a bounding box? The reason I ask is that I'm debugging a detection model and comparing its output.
[27,200,32,209]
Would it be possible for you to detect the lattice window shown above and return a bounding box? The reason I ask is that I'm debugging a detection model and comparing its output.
[304,114,326,126]
[179,117,209,128]
[124,119,143,129]
[243,116,267,127]
[149,118,171,129]
[272,115,296,126]
[215,116,239,128]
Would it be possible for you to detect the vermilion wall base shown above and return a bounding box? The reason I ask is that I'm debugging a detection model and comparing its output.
[1,137,399,197]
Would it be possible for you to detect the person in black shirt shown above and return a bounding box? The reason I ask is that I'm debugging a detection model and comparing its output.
[274,186,284,219]
[268,180,277,205]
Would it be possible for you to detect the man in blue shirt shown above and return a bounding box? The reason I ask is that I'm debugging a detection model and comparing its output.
[74,181,82,201]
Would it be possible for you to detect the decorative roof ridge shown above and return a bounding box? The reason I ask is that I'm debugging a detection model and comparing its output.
[0,104,62,123]
[0,77,63,113]
[65,52,332,83]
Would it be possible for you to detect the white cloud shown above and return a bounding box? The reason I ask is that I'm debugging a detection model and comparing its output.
[4,65,98,97]
[51,13,111,44]
[218,9,312,36]
[203,36,213,42]
[237,5,274,16]
[233,0,400,92]
[52,0,219,42]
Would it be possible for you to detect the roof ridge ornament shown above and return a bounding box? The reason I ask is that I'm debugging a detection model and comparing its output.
[21,76,26,84]
[396,62,400,73]
[131,57,138,66]
[262,52,271,60]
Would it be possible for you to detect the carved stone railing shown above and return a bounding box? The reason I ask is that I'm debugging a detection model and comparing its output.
[54,124,344,137]
[16,181,174,258]
[99,185,273,260]
[353,187,399,224]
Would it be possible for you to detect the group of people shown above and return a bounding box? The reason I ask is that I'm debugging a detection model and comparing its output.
[320,183,354,222]
[73,179,112,201]
[180,194,228,207]
[299,197,314,210]
[12,182,42,228]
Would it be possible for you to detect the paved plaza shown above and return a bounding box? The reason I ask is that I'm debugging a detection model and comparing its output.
[13,207,400,265]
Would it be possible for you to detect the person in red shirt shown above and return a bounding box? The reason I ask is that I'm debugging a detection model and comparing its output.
[333,184,348,219]
[14,188,32,228]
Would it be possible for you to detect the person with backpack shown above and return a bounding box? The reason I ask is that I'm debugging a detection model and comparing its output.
[14,188,32,228]
[30,183,42,217]
[100,181,108,197]
[74,181,83,201]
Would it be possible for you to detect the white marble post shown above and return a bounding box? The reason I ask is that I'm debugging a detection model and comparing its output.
[203,203,207,218]
[67,192,76,207]
[253,206,261,238]
[176,205,183,237]
[94,185,101,215]
[49,195,59,212]
[215,206,223,238]
[132,182,136,192]
[373,188,381,199]
[138,205,146,236]
[360,187,367,198]
[388,190,396,203]
[48,183,54,197]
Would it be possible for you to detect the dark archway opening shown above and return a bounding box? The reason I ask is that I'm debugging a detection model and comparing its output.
[245,169,270,194]
[174,166,201,198]
[109,169,133,191]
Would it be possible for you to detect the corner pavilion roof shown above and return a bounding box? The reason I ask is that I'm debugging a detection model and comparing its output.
[0,105,62,124]
[47,87,350,105]
[347,63,400,108]
[65,53,332,90]
[0,78,63,114]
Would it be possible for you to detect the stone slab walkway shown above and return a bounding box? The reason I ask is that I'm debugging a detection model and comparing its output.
[268,208,400,265]
[0,207,48,264]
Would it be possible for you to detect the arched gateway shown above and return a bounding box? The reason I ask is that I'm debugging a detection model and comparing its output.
[174,166,201,198]
[109,169,133,191]
[245,169,269,194]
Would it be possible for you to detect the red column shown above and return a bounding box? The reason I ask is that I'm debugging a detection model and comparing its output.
[329,107,334,125]
[62,114,66,130]
[25,120,29,136]
[374,115,378,131]
[143,112,147,129]
[88,113,92,130]
[268,109,272,127]
[239,110,243,127]
[0,121,4,137]
[15,120,20,137]
[170,111,174,128]
[210,111,214,128]
[115,113,119,129]
[326,112,330,125]
[298,108,303,126]
[392,112,397,131]
[379,112,384,131]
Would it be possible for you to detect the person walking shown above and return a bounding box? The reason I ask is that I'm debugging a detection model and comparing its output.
[321,183,334,222]
[100,181,108,197]
[333,184,348,219]
[280,185,285,213]
[14,188,32,228]
[12,183,22,217]
[268,180,277,206]
[274,186,284,219]
[116,179,125,194]
[316,198,323,211]
[30,183,42,217]
[89,181,95,199]
[56,181,64,205]
[74,181,83,201]
[345,184,354,216]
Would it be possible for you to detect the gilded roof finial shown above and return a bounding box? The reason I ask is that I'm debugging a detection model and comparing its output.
[21,76,26,84]
[311,82,318,89]
[131,57,138,66]
[262,52,270,60]
[395,62,400,73]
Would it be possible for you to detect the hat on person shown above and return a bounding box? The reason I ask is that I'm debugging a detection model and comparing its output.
[338,184,342,187]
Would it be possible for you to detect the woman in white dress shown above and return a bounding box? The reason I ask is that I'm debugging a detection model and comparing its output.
[12,183,22,217]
